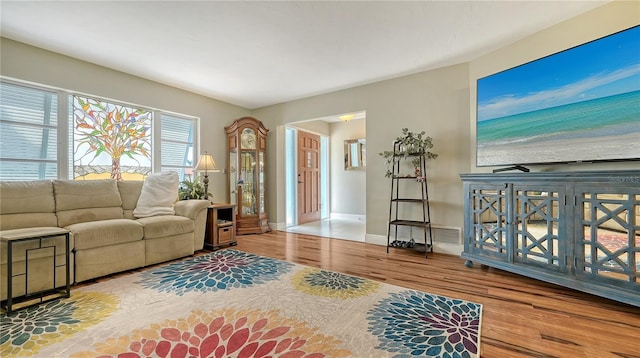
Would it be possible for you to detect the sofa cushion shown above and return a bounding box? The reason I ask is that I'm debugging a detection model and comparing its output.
[54,179,124,227]
[133,172,179,218]
[0,181,57,230]
[66,219,143,250]
[136,215,194,239]
[145,233,194,266]
[74,241,145,283]
[118,180,143,219]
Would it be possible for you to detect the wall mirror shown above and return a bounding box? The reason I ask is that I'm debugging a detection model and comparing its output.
[344,138,366,170]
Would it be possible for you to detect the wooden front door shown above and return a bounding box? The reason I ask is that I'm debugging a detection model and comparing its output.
[297,130,321,224]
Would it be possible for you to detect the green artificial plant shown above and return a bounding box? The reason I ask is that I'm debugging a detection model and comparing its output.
[379,128,438,179]
[178,175,211,200]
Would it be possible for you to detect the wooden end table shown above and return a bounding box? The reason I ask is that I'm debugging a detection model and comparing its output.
[204,204,237,250]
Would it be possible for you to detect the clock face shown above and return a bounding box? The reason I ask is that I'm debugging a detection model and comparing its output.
[241,128,256,149]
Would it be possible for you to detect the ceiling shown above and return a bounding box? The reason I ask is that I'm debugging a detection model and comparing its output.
[1,1,608,109]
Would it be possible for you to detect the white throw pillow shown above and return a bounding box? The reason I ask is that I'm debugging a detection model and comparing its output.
[133,171,179,218]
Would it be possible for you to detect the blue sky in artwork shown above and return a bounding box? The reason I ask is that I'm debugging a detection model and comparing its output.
[477,25,640,121]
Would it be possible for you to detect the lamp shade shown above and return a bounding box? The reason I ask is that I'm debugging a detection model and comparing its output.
[195,153,218,173]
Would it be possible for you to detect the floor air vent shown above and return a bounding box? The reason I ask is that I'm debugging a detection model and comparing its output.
[393,226,461,245]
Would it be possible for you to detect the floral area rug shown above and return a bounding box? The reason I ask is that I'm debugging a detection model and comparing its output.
[1,249,482,358]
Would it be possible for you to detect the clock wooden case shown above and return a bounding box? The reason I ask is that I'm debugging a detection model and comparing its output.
[225,117,270,234]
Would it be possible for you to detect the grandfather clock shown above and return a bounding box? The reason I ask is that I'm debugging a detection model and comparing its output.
[225,117,270,234]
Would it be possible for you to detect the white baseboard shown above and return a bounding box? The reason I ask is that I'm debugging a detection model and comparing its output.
[273,215,364,231]
[271,221,287,231]
[365,233,387,246]
[330,213,365,221]
[365,233,462,256]
[432,242,464,256]
[274,222,463,256]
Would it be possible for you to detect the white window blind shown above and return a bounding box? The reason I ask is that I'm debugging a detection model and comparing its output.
[0,81,58,180]
[160,113,195,179]
[0,80,199,181]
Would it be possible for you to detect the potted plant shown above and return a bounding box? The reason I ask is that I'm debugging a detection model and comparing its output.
[178,175,211,200]
[379,128,437,179]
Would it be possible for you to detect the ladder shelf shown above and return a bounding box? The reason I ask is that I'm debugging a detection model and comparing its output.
[386,141,434,258]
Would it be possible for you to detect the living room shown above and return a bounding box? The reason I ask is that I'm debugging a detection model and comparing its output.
[2,1,637,251]
[1,1,638,357]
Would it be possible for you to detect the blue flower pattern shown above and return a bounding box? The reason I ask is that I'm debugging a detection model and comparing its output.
[368,290,482,358]
[137,250,294,295]
[1,300,79,346]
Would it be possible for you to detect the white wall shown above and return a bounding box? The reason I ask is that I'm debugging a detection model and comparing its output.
[330,118,366,216]
[291,120,330,135]
[0,37,250,202]
[253,62,470,241]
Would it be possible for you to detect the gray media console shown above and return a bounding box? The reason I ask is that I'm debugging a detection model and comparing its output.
[460,170,639,307]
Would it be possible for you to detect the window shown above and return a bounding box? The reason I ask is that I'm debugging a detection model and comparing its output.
[73,95,152,180]
[0,82,58,180]
[0,80,199,181]
[160,113,195,179]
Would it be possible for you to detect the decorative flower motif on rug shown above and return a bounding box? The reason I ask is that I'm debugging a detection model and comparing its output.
[0,292,118,357]
[367,290,482,358]
[137,249,294,295]
[292,267,380,299]
[72,308,353,358]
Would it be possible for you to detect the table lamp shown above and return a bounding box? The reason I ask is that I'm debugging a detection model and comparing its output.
[194,152,218,201]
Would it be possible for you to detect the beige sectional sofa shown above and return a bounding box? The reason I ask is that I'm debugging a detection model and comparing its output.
[1,179,210,301]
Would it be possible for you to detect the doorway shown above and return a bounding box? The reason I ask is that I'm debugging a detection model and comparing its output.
[284,113,366,241]
[285,126,329,227]
[297,130,321,224]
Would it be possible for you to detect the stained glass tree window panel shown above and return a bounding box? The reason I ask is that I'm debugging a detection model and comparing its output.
[73,96,151,180]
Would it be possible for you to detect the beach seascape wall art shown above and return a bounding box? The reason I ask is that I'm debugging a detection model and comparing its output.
[476,25,640,167]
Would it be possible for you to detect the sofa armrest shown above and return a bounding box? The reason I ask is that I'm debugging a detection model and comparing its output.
[174,200,210,220]
[175,200,210,251]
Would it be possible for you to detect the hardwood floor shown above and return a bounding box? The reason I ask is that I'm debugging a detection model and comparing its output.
[229,231,640,358]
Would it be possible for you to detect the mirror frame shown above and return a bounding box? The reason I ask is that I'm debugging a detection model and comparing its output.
[344,138,366,170]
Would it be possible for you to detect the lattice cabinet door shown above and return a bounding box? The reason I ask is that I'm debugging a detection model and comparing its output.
[465,184,511,263]
[461,171,640,307]
[512,185,567,272]
[574,186,640,293]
